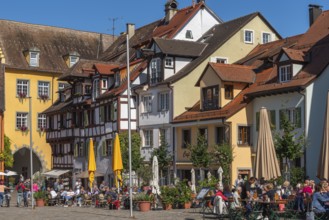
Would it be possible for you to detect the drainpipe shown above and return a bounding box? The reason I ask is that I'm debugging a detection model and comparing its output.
[298,88,307,175]
[167,83,175,184]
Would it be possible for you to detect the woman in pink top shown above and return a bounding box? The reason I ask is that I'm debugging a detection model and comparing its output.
[32,183,39,192]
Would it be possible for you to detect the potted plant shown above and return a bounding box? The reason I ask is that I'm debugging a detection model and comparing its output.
[134,193,153,212]
[33,191,47,207]
[18,92,27,99]
[20,126,28,132]
[176,179,192,209]
[160,186,178,210]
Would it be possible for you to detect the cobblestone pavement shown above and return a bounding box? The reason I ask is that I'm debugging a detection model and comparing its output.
[0,206,206,220]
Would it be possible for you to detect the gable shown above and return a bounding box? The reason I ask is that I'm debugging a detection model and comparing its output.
[279,53,289,62]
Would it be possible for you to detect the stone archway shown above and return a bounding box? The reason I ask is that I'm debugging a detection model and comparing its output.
[12,147,43,179]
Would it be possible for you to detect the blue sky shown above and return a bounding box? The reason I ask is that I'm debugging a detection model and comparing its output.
[2,0,329,38]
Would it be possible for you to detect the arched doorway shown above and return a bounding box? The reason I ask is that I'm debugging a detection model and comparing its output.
[12,147,42,179]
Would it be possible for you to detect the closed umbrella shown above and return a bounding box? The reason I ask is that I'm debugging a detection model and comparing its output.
[152,156,160,195]
[191,168,196,194]
[255,107,281,180]
[88,138,96,191]
[317,92,329,179]
[112,133,123,193]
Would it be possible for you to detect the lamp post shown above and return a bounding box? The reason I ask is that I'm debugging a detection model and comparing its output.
[28,97,34,209]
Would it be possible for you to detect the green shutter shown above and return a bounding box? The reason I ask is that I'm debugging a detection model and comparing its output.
[295,107,302,128]
[110,103,114,120]
[157,93,161,112]
[74,143,78,158]
[279,109,285,129]
[256,112,260,131]
[100,106,105,123]
[84,110,89,127]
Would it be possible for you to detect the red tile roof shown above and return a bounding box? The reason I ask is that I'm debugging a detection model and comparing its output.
[208,63,256,84]
[281,48,307,62]
[94,63,118,75]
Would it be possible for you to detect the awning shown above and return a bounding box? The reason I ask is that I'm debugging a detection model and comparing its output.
[42,169,70,178]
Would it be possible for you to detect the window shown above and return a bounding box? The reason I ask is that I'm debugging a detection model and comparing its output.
[238,126,251,145]
[17,80,29,98]
[93,79,100,99]
[74,84,82,95]
[115,72,120,87]
[101,140,109,157]
[279,65,292,82]
[198,128,208,145]
[202,86,219,110]
[262,32,272,44]
[150,58,162,84]
[58,83,67,91]
[224,85,233,99]
[30,52,39,67]
[216,58,227,64]
[256,110,276,131]
[215,126,226,145]
[182,129,191,148]
[244,30,254,44]
[77,142,84,157]
[69,56,78,67]
[144,130,153,147]
[16,112,28,130]
[37,113,46,130]
[165,57,173,68]
[142,95,152,113]
[186,30,193,39]
[159,128,167,144]
[106,139,112,155]
[99,106,105,123]
[158,92,169,111]
[279,107,302,128]
[101,79,108,90]
[38,81,50,99]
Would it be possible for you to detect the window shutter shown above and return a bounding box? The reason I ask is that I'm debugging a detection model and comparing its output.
[256,112,260,131]
[157,93,161,112]
[270,110,276,130]
[295,107,302,128]
[279,109,285,129]
[84,110,89,127]
[110,103,114,120]
[74,144,78,157]
[100,106,104,123]
[85,140,89,157]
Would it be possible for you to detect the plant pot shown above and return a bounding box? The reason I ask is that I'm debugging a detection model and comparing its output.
[191,193,196,199]
[139,201,151,212]
[183,202,191,209]
[162,203,172,210]
[36,199,45,207]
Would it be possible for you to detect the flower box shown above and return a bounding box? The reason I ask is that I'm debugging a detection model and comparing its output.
[20,126,28,132]
[18,93,27,98]
[39,94,49,100]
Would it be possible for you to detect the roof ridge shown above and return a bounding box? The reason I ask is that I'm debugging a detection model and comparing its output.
[210,62,256,69]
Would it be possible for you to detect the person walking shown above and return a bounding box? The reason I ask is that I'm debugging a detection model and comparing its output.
[0,180,9,207]
[15,181,25,207]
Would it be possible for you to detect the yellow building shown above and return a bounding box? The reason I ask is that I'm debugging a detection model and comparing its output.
[173,63,255,186]
[0,20,114,178]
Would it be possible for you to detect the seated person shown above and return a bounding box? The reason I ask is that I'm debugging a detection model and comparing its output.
[212,184,228,214]
[50,188,58,199]
[63,188,75,206]
[261,183,276,219]
[313,182,329,214]
[231,187,241,209]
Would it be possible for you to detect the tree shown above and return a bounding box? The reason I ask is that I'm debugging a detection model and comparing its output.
[187,133,211,181]
[274,112,305,169]
[212,143,234,185]
[119,131,144,172]
[151,134,172,182]
[0,135,14,167]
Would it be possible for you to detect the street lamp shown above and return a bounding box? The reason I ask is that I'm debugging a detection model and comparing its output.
[28,97,34,209]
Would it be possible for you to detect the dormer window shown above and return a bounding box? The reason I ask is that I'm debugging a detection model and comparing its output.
[114,72,120,87]
[279,65,292,82]
[150,58,162,84]
[165,57,173,68]
[186,30,193,39]
[202,85,219,111]
[69,56,79,67]
[30,51,39,67]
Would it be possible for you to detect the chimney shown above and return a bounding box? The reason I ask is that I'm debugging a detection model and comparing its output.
[309,4,322,26]
[165,0,178,23]
[126,23,135,39]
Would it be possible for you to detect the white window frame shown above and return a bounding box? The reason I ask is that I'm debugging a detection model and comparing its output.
[165,57,173,68]
[262,32,272,44]
[216,57,228,64]
[244,29,254,44]
[279,65,292,82]
[158,92,169,111]
[30,51,39,67]
[16,112,28,130]
[150,58,162,84]
[37,113,46,130]
[142,95,152,113]
[143,130,153,147]
[69,55,78,67]
[38,81,50,99]
[16,80,29,97]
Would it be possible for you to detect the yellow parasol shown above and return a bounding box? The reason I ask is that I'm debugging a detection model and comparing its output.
[88,138,96,191]
[112,133,123,189]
